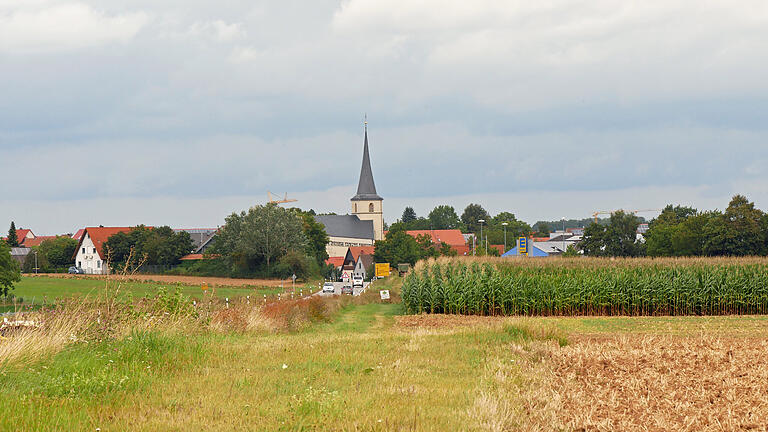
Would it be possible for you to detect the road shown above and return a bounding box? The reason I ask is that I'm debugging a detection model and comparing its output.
[315,281,369,297]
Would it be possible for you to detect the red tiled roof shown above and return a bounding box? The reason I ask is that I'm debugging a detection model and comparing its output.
[22,236,58,247]
[348,246,375,261]
[531,237,550,242]
[325,256,345,267]
[404,230,466,246]
[180,253,220,261]
[2,229,34,245]
[72,229,85,240]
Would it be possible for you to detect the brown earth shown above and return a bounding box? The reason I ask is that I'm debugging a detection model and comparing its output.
[28,273,290,288]
[395,313,506,329]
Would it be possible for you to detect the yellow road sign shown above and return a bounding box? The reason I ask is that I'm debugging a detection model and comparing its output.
[375,263,390,278]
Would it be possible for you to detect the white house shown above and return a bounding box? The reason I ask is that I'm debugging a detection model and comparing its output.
[73,227,132,274]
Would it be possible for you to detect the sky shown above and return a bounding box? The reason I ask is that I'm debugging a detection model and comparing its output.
[3,0,768,234]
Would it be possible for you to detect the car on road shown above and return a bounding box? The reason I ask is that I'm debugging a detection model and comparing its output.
[352,274,364,288]
[341,284,353,295]
[68,266,84,274]
[322,282,336,293]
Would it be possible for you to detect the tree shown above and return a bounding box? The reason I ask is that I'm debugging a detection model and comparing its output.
[703,195,764,256]
[104,226,193,266]
[534,223,551,236]
[6,222,18,247]
[0,241,21,297]
[23,250,50,273]
[645,205,696,256]
[562,244,580,257]
[212,204,307,269]
[298,212,329,265]
[401,207,417,224]
[373,225,422,265]
[38,237,78,267]
[579,211,641,257]
[428,205,461,230]
[461,204,490,233]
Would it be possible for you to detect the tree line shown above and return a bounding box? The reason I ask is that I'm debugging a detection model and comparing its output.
[580,195,768,257]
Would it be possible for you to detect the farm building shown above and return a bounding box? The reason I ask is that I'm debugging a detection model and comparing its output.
[400,230,469,256]
[10,247,31,268]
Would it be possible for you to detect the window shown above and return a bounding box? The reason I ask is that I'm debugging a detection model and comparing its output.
[77,261,81,268]
[97,261,101,268]
[82,247,85,253]
[93,247,97,253]
[369,203,374,212]
[354,203,357,212]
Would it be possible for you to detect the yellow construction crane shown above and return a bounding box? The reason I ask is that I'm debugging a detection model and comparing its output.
[267,192,298,205]
[592,208,661,222]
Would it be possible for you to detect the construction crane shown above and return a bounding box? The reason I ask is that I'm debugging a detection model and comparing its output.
[592,209,661,222]
[267,192,298,205]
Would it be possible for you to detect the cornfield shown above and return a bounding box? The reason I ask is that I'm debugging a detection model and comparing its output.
[401,257,768,316]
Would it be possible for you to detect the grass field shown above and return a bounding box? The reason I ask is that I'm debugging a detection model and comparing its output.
[0,276,294,314]
[2,284,768,430]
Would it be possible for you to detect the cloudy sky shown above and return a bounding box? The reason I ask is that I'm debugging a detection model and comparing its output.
[3,0,768,234]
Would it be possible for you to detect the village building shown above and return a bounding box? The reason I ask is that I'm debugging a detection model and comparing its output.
[316,123,384,259]
[338,246,374,280]
[72,227,132,274]
[2,228,35,247]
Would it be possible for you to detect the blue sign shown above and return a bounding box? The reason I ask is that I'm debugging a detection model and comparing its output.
[519,237,527,254]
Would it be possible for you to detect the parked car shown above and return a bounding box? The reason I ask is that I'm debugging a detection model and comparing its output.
[322,282,336,293]
[352,274,364,288]
[68,266,84,274]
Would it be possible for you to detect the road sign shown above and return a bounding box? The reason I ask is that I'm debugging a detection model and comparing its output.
[375,263,390,278]
[519,237,527,255]
[380,290,390,300]
[201,283,209,292]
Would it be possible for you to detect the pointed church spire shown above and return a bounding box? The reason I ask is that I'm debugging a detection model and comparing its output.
[352,118,382,201]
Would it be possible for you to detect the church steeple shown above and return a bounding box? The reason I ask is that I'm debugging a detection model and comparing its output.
[351,120,382,201]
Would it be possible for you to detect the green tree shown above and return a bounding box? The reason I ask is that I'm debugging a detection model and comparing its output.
[461,204,490,233]
[562,244,580,257]
[213,204,307,269]
[104,226,193,266]
[373,225,422,265]
[6,222,18,247]
[298,212,329,265]
[703,195,764,256]
[534,223,551,236]
[38,237,78,267]
[580,211,641,257]
[0,241,21,297]
[401,207,417,224]
[428,205,461,230]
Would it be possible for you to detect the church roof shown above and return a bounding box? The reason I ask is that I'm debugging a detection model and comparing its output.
[314,215,375,240]
[351,126,383,201]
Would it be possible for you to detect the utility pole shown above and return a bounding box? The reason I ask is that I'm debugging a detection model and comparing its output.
[561,217,566,255]
[502,222,508,253]
[478,219,486,255]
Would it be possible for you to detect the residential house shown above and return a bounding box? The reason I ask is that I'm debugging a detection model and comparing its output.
[72,227,133,274]
[3,228,35,246]
[340,246,374,280]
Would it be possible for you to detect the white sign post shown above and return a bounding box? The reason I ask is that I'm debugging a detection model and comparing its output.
[379,290,390,300]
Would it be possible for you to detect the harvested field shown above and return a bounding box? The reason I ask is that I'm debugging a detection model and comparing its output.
[517,334,768,431]
[28,273,290,288]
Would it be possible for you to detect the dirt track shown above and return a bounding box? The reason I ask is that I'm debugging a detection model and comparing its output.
[28,273,292,288]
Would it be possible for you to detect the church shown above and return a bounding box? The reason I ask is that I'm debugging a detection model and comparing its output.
[315,123,384,258]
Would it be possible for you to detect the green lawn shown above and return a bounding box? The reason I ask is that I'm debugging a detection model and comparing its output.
[5,276,284,305]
